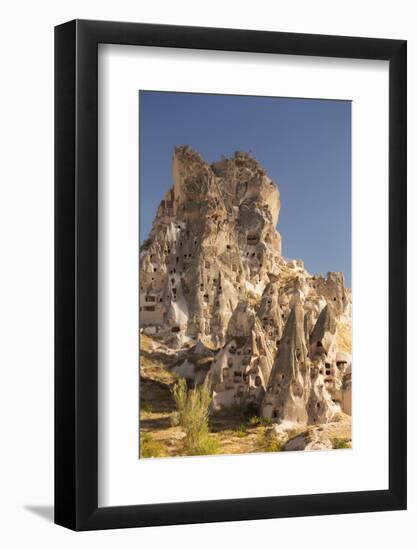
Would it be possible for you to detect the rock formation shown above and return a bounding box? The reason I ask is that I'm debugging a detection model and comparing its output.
[140,146,283,348]
[209,301,275,409]
[140,146,352,427]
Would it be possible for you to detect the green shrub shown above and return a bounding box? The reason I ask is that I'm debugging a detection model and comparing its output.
[172,377,217,456]
[141,402,153,413]
[140,433,165,458]
[236,424,247,438]
[264,438,283,452]
[332,437,351,449]
[256,427,283,452]
[249,415,272,427]
[192,433,219,456]
[260,416,272,427]
[249,415,261,426]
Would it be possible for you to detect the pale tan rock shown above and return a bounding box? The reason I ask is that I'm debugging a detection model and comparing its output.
[261,304,311,424]
[140,146,284,347]
[283,419,352,451]
[284,428,333,451]
[210,302,274,410]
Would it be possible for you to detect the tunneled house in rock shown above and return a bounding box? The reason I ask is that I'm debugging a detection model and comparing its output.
[209,301,275,409]
[139,146,352,425]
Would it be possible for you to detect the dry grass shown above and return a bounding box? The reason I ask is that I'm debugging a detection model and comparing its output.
[139,338,178,386]
[140,333,155,353]
[256,428,284,452]
[331,436,352,449]
[140,432,166,458]
[139,410,187,457]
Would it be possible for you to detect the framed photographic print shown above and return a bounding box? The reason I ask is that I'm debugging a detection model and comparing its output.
[55,20,407,530]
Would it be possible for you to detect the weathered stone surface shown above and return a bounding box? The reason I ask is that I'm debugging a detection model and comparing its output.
[283,418,352,451]
[284,428,333,451]
[210,301,274,409]
[140,146,284,348]
[262,304,311,424]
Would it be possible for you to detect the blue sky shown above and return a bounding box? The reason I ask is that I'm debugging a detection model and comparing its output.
[139,91,351,287]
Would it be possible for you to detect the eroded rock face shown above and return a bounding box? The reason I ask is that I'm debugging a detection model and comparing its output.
[210,301,274,409]
[283,417,352,451]
[257,280,283,351]
[283,428,333,452]
[140,146,283,348]
[262,304,312,424]
[261,303,348,425]
[140,146,352,424]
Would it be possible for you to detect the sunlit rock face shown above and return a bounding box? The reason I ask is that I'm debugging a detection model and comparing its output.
[140,146,283,348]
[261,304,310,424]
[210,301,275,410]
[140,146,352,423]
[260,303,343,426]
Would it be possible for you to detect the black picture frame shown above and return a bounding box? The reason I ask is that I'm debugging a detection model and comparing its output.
[55,19,407,531]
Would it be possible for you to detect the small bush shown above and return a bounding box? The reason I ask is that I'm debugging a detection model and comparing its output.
[236,424,247,438]
[256,427,283,453]
[192,433,219,456]
[260,416,272,427]
[249,415,261,426]
[140,433,165,458]
[172,377,217,456]
[141,403,153,414]
[264,438,283,452]
[332,437,351,449]
[249,415,271,427]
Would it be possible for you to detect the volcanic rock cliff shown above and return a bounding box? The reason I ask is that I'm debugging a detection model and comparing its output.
[140,146,352,426]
